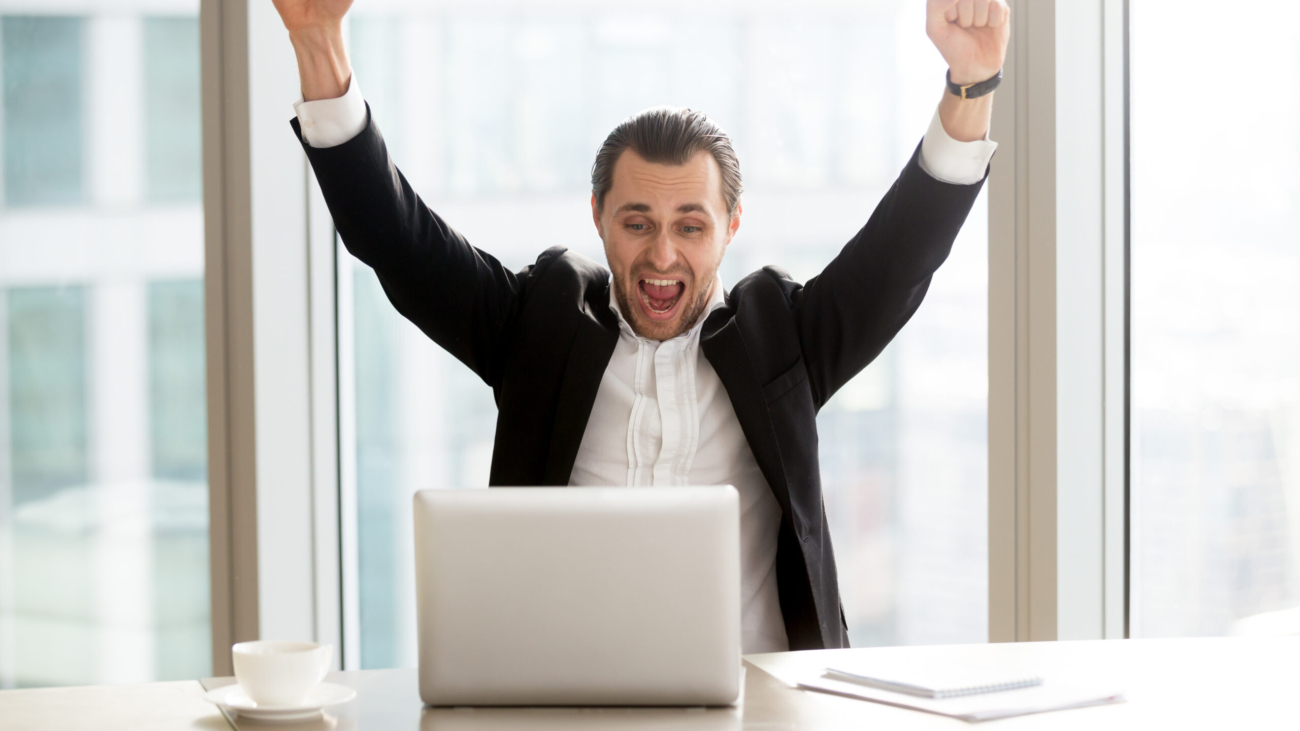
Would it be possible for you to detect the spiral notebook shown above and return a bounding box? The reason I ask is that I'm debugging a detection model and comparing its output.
[798,664,1125,723]
[823,666,1043,698]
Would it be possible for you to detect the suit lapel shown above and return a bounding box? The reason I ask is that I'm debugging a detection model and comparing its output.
[541,288,619,485]
[700,310,793,516]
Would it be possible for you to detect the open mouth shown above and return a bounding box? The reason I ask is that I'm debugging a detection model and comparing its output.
[637,277,686,321]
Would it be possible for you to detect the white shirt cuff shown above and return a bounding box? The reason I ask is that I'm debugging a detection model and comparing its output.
[294,75,367,149]
[917,106,998,185]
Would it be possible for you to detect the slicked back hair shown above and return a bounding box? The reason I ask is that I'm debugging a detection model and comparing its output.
[591,106,743,216]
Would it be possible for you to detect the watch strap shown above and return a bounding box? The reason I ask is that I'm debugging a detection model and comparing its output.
[946,69,1002,100]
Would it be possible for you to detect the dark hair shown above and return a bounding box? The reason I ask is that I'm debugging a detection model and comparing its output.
[591,107,743,215]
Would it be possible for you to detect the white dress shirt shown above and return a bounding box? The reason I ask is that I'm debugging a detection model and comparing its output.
[296,75,998,654]
[568,280,794,653]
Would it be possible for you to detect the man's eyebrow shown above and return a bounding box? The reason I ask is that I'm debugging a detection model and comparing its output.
[613,203,651,215]
[612,202,711,215]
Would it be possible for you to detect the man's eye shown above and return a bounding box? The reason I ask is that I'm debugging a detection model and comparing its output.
[628,223,646,231]
[682,226,700,234]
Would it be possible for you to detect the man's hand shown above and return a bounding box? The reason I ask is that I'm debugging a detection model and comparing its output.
[927,0,1010,143]
[927,0,1010,85]
[271,0,355,101]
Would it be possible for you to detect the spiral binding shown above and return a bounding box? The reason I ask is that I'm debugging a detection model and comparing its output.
[931,678,1041,699]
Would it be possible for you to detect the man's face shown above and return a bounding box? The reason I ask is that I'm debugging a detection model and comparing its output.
[592,149,741,341]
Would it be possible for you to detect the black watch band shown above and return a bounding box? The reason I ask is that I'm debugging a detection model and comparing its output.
[946,69,1002,100]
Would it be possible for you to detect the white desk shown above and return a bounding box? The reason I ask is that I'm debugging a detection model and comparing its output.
[0,679,227,731]
[2,637,1297,729]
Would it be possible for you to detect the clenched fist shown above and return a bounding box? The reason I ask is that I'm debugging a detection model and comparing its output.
[927,0,1011,86]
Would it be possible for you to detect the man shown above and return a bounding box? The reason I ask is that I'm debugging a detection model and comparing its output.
[272,0,1009,654]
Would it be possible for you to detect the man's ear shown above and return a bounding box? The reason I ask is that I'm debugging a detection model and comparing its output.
[591,193,603,238]
[726,200,743,245]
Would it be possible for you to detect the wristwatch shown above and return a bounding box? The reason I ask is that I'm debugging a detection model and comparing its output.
[946,69,1002,100]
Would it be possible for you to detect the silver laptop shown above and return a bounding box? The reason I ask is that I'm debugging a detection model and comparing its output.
[413,486,741,706]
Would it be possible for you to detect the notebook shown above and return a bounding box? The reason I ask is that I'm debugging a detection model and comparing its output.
[797,671,1125,723]
[823,665,1043,698]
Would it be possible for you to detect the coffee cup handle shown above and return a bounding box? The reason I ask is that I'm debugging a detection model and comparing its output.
[319,644,333,683]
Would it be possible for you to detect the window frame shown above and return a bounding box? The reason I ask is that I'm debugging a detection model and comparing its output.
[202,0,337,675]
[987,0,1130,642]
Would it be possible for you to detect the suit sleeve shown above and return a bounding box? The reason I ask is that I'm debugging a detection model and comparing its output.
[292,106,526,388]
[791,140,987,408]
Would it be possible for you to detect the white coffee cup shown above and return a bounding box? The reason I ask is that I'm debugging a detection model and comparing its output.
[232,640,332,707]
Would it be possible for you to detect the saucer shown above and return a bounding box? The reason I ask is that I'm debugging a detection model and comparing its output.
[204,682,357,722]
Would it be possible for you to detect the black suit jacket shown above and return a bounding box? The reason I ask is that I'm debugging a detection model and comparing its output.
[293,109,986,650]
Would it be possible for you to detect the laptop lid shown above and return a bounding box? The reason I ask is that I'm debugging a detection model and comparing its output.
[413,486,741,706]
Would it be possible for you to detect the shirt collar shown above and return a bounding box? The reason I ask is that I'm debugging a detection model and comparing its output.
[608,275,727,342]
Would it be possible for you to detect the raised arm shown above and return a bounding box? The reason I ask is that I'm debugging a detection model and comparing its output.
[272,0,527,387]
[793,0,1009,405]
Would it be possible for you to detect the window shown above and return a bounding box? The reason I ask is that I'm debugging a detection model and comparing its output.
[144,18,202,203]
[7,288,88,503]
[2,17,83,206]
[148,281,206,483]
[1130,0,1300,636]
[0,10,207,687]
[339,1,987,667]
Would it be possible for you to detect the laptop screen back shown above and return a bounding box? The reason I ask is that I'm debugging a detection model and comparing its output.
[413,486,741,706]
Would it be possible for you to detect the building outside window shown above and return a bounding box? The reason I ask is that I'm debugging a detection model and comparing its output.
[3,16,83,207]
[0,1,208,687]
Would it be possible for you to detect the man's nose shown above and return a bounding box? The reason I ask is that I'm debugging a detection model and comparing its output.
[645,229,678,271]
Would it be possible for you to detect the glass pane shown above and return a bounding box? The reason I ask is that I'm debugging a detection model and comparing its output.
[144,18,202,203]
[1130,1,1300,636]
[3,17,83,206]
[0,11,208,687]
[149,281,207,482]
[7,288,88,500]
[341,2,988,667]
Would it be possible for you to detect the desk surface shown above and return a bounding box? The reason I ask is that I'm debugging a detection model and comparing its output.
[2,637,1297,730]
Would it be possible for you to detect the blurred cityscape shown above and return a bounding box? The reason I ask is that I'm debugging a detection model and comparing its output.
[0,2,209,688]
